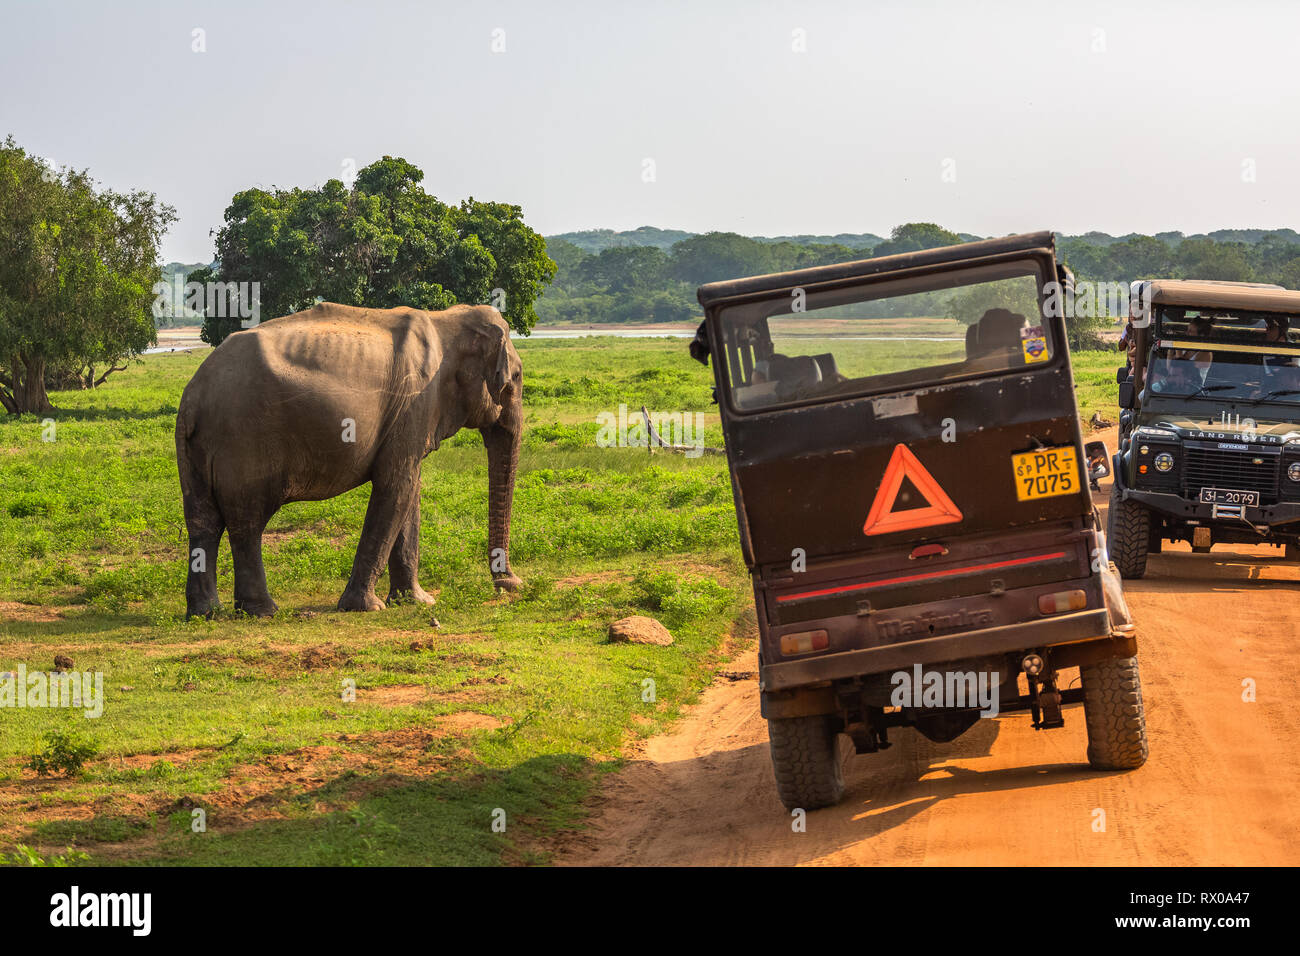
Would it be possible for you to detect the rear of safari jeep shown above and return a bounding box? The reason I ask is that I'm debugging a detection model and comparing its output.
[690,231,1146,810]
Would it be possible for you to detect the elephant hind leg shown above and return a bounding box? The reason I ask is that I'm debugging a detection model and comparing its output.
[184,497,224,620]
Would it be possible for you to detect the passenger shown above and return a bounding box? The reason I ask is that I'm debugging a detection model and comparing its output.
[1264,317,1300,370]
[1121,293,1145,374]
[1175,316,1214,381]
[1086,444,1107,492]
[1150,319,1209,392]
[966,308,1026,361]
[752,353,823,396]
[1120,321,1137,374]
[1261,318,1300,395]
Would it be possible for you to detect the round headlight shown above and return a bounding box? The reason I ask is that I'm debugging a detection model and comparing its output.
[1155,452,1174,472]
[1289,462,1300,482]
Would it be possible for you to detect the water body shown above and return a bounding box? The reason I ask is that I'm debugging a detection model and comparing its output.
[143,329,961,352]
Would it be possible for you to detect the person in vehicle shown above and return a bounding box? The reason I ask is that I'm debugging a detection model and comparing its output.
[1149,316,1212,393]
[1087,442,1108,492]
[965,308,1026,362]
[1258,316,1300,395]
[1120,321,1137,374]
[752,352,825,400]
[1120,292,1146,376]
[1177,314,1213,350]
[1264,316,1300,369]
[1179,315,1214,374]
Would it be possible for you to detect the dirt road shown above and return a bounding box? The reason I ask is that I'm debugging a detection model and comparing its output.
[558,438,1300,866]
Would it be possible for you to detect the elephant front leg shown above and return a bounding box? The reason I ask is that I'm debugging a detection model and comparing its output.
[386,495,434,606]
[339,469,418,612]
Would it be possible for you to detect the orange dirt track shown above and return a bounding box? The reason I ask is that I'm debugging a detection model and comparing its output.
[558,441,1300,866]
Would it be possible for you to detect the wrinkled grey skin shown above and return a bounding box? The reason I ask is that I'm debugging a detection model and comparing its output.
[175,302,523,618]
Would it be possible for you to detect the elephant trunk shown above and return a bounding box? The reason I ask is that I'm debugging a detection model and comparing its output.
[483,413,522,592]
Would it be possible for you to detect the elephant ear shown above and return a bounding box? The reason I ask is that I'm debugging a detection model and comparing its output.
[490,334,511,400]
[482,322,511,401]
[467,306,513,402]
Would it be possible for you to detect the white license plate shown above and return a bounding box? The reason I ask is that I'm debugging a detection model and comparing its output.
[1199,487,1259,506]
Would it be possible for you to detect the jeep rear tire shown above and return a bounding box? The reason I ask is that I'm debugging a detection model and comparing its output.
[1081,655,1148,770]
[1108,484,1150,578]
[767,715,844,810]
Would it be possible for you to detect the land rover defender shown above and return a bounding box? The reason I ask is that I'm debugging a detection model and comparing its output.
[1110,280,1300,577]
[690,232,1145,810]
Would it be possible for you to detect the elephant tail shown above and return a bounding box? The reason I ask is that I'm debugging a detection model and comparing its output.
[176,394,197,442]
[174,394,209,503]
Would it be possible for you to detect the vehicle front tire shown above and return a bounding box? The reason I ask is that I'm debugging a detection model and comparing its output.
[767,715,845,810]
[1108,484,1150,578]
[1081,655,1148,770]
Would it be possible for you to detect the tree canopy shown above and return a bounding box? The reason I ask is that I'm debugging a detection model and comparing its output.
[538,222,1300,342]
[537,231,871,325]
[868,223,963,258]
[199,157,555,345]
[0,136,175,414]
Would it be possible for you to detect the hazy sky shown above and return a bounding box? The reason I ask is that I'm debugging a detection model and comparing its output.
[3,0,1298,263]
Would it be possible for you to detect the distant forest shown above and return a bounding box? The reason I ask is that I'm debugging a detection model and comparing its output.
[161,222,1300,333]
[538,223,1300,327]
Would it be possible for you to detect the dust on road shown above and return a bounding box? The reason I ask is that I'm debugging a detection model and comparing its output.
[558,436,1300,866]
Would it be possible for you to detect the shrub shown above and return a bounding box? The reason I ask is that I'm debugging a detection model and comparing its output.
[28,729,99,777]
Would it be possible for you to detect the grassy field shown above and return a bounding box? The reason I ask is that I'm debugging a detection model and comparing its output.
[0,336,1120,866]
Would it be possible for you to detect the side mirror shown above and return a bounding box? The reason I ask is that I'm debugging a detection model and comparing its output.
[1115,366,1128,384]
[1118,380,1135,409]
[1055,262,1075,295]
[1084,441,1111,480]
[688,320,710,366]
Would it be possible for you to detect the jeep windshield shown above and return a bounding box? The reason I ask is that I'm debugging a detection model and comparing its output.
[1146,306,1300,404]
[717,261,1052,412]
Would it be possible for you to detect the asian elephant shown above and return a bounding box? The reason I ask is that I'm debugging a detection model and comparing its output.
[175,302,523,619]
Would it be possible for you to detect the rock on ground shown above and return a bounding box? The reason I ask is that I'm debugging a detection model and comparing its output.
[608,616,674,646]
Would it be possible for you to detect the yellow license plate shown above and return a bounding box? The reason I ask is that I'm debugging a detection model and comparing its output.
[1011,446,1080,501]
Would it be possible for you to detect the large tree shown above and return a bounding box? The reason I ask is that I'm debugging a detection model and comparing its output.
[868,222,963,258]
[199,157,555,345]
[0,136,174,414]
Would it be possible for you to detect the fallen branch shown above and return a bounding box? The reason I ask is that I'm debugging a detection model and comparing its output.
[640,405,724,456]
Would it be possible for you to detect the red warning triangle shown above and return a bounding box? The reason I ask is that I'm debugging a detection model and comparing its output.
[862,444,963,536]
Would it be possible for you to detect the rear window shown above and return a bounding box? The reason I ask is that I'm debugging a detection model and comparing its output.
[717,261,1050,411]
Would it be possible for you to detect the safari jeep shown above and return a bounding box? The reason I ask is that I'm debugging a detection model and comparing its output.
[690,231,1145,810]
[1110,279,1300,577]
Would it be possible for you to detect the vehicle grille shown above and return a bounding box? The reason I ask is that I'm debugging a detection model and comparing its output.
[1182,447,1279,500]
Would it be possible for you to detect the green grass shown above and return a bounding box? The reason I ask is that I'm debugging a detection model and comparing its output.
[1069,348,1126,424]
[0,335,1121,866]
